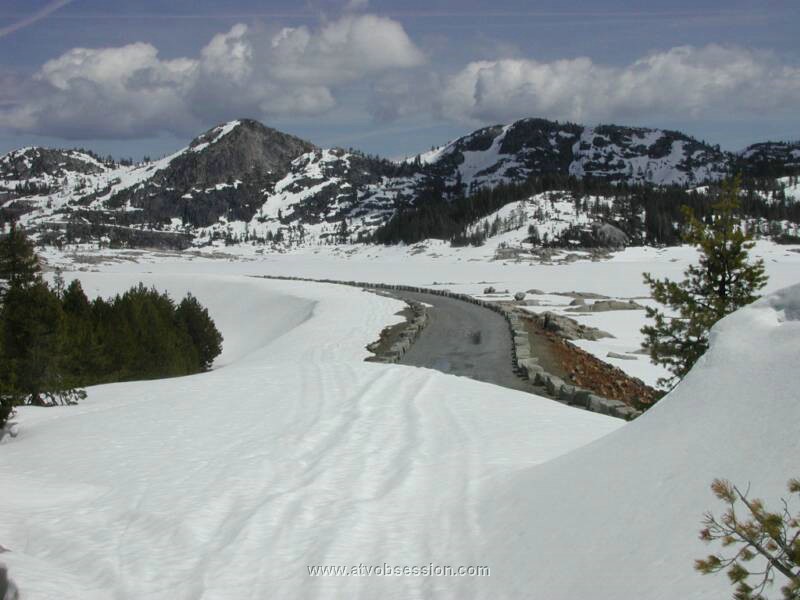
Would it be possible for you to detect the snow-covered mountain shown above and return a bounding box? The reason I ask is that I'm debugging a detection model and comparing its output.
[408,118,730,190]
[738,140,800,176]
[0,117,797,248]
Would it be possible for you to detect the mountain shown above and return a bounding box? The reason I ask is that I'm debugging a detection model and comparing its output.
[0,147,110,196]
[1,117,798,249]
[408,119,729,190]
[737,140,800,177]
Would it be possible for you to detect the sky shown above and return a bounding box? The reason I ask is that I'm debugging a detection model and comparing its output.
[0,0,798,160]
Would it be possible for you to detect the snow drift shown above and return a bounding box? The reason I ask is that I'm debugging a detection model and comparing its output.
[475,283,800,599]
[1,271,797,599]
[0,273,620,599]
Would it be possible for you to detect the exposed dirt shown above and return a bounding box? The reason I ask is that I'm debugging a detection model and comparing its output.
[520,313,660,407]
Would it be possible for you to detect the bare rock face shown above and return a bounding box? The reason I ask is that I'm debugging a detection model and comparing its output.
[110,120,317,227]
[534,311,613,341]
[567,299,645,313]
[593,223,629,248]
[177,119,316,186]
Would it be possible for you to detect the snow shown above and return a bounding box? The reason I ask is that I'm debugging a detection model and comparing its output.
[190,120,241,153]
[0,269,622,599]
[35,238,800,391]
[466,191,615,246]
[476,282,800,599]
[2,121,247,226]
[569,127,727,186]
[757,175,800,204]
[1,240,799,597]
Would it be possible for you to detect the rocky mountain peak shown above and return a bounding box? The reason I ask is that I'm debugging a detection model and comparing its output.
[2,116,798,250]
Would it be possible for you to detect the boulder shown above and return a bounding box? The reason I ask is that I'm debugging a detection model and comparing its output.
[590,299,644,312]
[593,223,629,248]
[545,375,565,396]
[536,311,613,341]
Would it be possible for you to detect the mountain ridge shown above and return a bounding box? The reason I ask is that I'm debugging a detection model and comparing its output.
[1,117,799,248]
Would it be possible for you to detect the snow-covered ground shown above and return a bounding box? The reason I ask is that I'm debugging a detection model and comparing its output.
[39,239,800,387]
[0,270,622,599]
[476,282,800,599]
[2,243,798,598]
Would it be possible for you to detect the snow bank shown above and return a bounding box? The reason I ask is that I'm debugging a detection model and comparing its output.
[0,272,621,599]
[475,283,800,599]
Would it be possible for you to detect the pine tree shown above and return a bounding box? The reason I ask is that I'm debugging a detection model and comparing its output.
[0,281,70,406]
[696,477,800,600]
[176,293,223,371]
[0,222,41,301]
[642,177,768,389]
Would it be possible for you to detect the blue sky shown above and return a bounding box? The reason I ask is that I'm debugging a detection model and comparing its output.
[0,0,798,160]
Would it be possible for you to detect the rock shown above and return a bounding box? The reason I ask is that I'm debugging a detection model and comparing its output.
[483,286,496,294]
[558,384,576,402]
[612,406,640,420]
[545,375,565,396]
[557,291,610,300]
[565,299,644,313]
[536,311,613,341]
[593,223,629,248]
[569,297,586,306]
[606,351,638,360]
[572,389,591,408]
[592,299,644,312]
[514,291,526,301]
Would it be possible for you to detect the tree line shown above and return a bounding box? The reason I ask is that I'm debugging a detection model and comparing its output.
[0,224,223,427]
[371,173,800,248]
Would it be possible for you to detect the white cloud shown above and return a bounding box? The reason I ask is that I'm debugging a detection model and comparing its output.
[268,16,425,85]
[199,24,252,84]
[437,45,800,124]
[0,14,423,139]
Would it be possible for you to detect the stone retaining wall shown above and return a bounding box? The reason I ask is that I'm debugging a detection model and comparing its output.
[365,298,429,364]
[254,275,638,420]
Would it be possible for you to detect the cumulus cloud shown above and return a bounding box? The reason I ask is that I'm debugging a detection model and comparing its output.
[0,14,424,139]
[436,45,800,124]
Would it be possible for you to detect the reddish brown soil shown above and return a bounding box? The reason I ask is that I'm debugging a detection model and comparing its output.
[521,314,660,407]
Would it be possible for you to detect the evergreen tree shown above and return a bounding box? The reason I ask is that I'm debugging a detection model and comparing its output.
[176,293,224,371]
[60,279,102,385]
[641,177,768,389]
[0,240,223,427]
[0,222,41,300]
[696,477,800,600]
[0,281,71,406]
